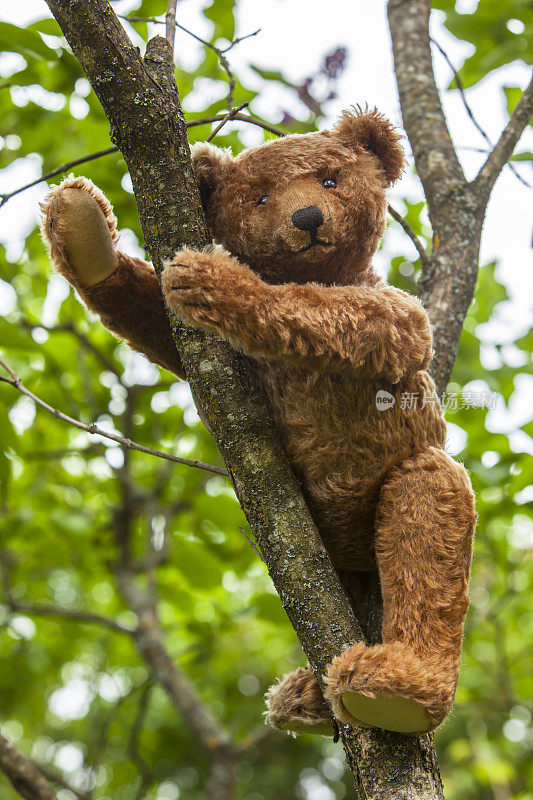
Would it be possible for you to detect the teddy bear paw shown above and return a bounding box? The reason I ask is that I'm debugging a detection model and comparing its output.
[324,642,449,735]
[265,667,334,736]
[162,249,220,325]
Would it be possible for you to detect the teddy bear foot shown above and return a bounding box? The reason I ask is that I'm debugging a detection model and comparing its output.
[324,641,455,735]
[265,667,334,736]
[340,690,432,735]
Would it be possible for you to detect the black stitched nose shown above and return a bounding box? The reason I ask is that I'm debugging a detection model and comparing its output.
[291,205,324,232]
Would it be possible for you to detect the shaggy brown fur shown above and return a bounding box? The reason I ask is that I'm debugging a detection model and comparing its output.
[41,108,476,735]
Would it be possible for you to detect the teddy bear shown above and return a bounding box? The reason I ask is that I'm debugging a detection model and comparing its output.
[41,108,476,736]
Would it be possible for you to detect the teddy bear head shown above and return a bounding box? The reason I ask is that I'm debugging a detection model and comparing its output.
[191,108,404,286]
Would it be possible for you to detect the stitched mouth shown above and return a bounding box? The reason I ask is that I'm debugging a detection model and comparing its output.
[297,237,334,254]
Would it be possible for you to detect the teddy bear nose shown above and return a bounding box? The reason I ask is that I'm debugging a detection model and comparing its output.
[291,205,324,232]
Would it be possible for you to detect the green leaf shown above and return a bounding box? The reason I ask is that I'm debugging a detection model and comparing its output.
[0,22,56,60]
[175,538,223,590]
[510,150,533,161]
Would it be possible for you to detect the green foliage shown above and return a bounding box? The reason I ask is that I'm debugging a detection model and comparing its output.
[433,0,532,88]
[0,2,532,799]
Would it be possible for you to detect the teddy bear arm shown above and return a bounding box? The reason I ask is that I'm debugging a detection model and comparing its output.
[162,253,432,380]
[80,253,185,378]
[224,282,433,381]
[346,284,434,381]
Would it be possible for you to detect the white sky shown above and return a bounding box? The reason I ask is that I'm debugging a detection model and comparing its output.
[0,0,532,456]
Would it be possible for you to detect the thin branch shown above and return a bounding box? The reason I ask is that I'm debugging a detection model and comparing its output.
[113,508,237,770]
[0,115,286,208]
[206,102,249,142]
[221,29,260,54]
[0,554,133,634]
[165,0,178,57]
[0,147,117,207]
[117,570,234,754]
[430,37,531,189]
[86,678,152,794]
[238,526,265,563]
[6,600,133,634]
[123,16,259,110]
[475,73,533,199]
[0,734,59,800]
[0,357,228,477]
[387,203,430,270]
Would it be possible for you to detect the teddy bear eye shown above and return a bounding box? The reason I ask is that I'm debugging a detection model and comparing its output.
[322,178,337,189]
[256,195,269,206]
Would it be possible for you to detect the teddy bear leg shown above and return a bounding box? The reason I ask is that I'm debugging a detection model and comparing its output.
[325,446,476,734]
[265,667,333,736]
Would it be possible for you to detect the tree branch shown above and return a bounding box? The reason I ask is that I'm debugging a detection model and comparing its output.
[165,0,178,57]
[474,73,533,198]
[0,114,286,208]
[6,600,133,635]
[0,357,227,477]
[430,37,531,189]
[0,552,134,634]
[387,203,430,270]
[388,0,481,396]
[388,0,464,218]
[0,734,59,800]
[123,14,259,110]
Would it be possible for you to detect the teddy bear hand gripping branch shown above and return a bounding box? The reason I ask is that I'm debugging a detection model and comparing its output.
[42,109,476,736]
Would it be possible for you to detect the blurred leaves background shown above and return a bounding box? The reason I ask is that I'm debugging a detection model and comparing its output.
[0,1,532,798]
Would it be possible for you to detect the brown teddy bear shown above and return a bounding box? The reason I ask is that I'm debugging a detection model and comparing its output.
[41,109,476,736]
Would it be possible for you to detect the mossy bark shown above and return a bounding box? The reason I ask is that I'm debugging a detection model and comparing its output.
[45,0,446,796]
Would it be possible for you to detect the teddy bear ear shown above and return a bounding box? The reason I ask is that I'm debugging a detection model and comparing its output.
[190,141,233,210]
[334,107,405,186]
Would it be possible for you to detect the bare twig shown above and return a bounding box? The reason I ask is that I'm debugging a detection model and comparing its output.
[475,73,533,198]
[221,29,260,54]
[430,37,531,189]
[206,102,249,142]
[238,526,265,563]
[123,16,259,110]
[165,0,178,56]
[6,600,133,634]
[387,203,430,270]
[0,734,59,800]
[0,553,133,634]
[0,115,286,208]
[0,147,117,207]
[0,357,228,477]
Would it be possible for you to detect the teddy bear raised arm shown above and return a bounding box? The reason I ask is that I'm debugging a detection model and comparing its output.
[42,109,476,736]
